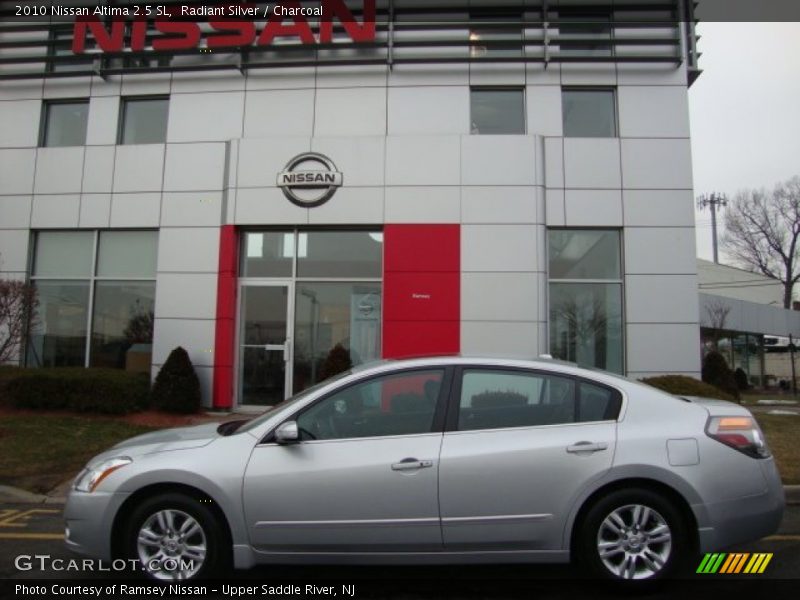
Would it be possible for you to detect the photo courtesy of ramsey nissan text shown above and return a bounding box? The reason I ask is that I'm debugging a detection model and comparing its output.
[1,1,798,599]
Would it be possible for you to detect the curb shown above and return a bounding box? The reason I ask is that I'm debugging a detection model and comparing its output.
[3,484,800,508]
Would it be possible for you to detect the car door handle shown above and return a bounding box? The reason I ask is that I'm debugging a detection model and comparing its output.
[391,458,433,471]
[566,442,608,454]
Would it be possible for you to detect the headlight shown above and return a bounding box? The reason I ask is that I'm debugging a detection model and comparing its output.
[74,457,132,493]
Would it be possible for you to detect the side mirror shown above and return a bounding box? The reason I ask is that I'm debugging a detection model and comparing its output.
[274,421,300,444]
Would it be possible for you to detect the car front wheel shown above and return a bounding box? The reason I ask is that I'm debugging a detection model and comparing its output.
[578,488,688,581]
[125,492,228,580]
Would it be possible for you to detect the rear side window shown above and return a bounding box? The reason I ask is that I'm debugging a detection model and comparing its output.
[457,370,576,431]
[578,381,622,422]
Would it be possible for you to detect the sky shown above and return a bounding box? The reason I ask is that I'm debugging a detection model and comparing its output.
[688,22,800,261]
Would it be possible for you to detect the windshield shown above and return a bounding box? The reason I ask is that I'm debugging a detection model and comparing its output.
[234,370,353,434]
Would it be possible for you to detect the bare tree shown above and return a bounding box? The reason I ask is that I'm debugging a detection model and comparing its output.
[0,278,38,365]
[703,298,731,350]
[721,176,800,308]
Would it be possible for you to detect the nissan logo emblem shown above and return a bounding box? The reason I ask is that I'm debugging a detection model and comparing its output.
[277,152,343,208]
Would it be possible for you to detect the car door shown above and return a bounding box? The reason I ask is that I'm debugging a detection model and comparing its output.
[242,367,449,552]
[438,367,619,550]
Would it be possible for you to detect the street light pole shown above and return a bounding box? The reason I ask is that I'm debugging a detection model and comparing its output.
[697,192,728,264]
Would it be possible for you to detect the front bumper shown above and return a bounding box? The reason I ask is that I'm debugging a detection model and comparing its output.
[697,458,785,552]
[63,489,130,562]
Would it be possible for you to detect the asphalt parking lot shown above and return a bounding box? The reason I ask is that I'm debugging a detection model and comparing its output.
[1,502,798,598]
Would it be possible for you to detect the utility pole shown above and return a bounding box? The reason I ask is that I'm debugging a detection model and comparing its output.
[697,192,728,264]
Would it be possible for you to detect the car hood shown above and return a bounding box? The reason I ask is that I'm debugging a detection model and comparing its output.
[110,422,220,454]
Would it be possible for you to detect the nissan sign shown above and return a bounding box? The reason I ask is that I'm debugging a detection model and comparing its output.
[277,153,343,208]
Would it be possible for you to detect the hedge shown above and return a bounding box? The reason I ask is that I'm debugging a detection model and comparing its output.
[4,368,150,414]
[639,375,736,402]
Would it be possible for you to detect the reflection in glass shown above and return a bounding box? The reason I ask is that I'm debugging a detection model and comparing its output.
[550,282,623,373]
[97,231,158,278]
[241,231,294,277]
[26,281,90,367]
[120,98,169,145]
[297,231,383,278]
[294,283,381,393]
[34,231,94,278]
[562,89,617,138]
[89,282,156,372]
[549,230,621,280]
[470,89,525,134]
[43,101,89,147]
[240,286,289,406]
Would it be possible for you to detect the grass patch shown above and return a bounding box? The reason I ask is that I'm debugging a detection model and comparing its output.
[0,414,156,494]
[754,414,800,484]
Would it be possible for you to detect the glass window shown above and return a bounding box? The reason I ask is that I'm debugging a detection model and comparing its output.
[558,14,613,56]
[297,231,383,278]
[578,381,621,422]
[458,369,576,431]
[241,231,294,277]
[549,230,621,280]
[28,229,158,371]
[89,282,156,371]
[33,231,94,277]
[119,97,169,145]
[26,281,90,367]
[469,13,522,58]
[470,88,525,134]
[549,283,623,373]
[48,28,91,73]
[562,89,617,138]
[296,369,443,441]
[41,101,89,147]
[549,229,623,373]
[97,231,158,278]
[294,283,382,392]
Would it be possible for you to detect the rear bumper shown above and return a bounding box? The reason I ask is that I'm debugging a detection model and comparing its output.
[697,459,784,552]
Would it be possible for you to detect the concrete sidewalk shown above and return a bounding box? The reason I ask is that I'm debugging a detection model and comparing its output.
[3,482,800,506]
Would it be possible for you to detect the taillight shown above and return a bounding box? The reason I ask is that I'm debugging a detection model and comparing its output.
[706,416,771,459]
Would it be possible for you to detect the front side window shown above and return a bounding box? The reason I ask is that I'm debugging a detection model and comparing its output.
[471,88,525,134]
[41,101,89,147]
[295,369,444,441]
[458,369,577,431]
[119,97,169,144]
[27,230,158,372]
[562,88,617,137]
[548,230,624,373]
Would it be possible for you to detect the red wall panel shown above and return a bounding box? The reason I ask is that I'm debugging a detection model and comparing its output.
[212,225,238,409]
[383,224,460,359]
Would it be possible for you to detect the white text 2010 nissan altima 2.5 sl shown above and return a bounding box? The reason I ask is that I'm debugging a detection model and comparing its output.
[64,357,784,582]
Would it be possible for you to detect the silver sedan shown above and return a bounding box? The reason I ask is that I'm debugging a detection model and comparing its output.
[64,357,784,582]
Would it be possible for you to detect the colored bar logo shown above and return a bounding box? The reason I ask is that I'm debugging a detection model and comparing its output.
[697,553,773,574]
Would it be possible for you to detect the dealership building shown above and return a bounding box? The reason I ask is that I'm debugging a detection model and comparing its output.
[0,0,709,408]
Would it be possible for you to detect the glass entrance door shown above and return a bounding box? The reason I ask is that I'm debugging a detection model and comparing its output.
[239,284,292,406]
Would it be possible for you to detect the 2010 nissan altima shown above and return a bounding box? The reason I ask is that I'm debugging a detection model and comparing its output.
[64,356,784,582]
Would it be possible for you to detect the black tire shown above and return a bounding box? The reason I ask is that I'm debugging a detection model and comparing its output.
[577,488,688,582]
[124,492,230,580]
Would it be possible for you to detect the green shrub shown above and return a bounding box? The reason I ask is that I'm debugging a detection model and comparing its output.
[702,350,740,401]
[150,347,201,414]
[734,367,750,391]
[640,374,736,402]
[5,368,149,414]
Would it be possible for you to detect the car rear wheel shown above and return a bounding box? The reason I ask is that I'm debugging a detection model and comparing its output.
[125,492,228,580]
[578,488,688,581]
